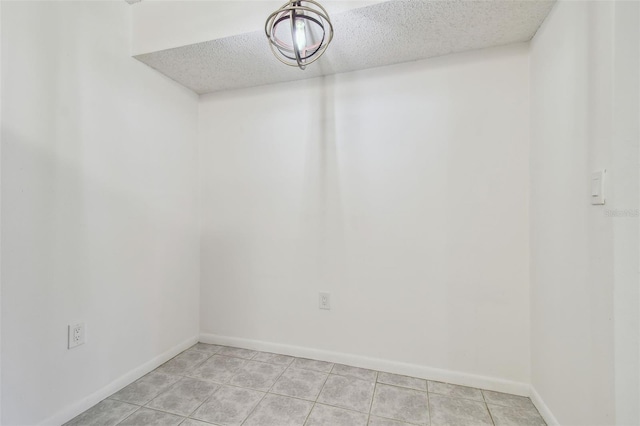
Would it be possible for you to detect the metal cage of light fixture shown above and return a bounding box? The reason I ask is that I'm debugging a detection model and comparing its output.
[265,0,334,70]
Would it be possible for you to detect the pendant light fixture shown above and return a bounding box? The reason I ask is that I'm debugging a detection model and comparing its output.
[265,0,334,70]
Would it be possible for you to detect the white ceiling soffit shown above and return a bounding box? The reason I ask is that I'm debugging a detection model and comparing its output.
[134,0,555,94]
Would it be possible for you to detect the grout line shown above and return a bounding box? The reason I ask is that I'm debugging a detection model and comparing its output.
[428,391,489,404]
[114,406,142,425]
[369,413,425,426]
[268,354,294,391]
[266,390,327,405]
[264,368,332,404]
[314,366,333,403]
[301,402,316,426]
[374,381,428,394]
[486,404,497,426]
[142,381,186,413]
[366,380,376,414]
[300,370,334,426]
[485,404,497,426]
[376,380,428,392]
[238,391,268,426]
[426,386,432,426]
[180,415,218,426]
[237,351,293,426]
[183,381,223,420]
[132,405,188,419]
[289,360,335,374]
[107,396,144,407]
[481,390,497,426]
[367,381,379,426]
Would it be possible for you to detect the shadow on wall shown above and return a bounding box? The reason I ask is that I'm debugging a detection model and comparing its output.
[296,75,347,290]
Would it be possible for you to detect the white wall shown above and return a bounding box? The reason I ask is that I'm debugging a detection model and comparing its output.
[612,2,640,424]
[0,0,3,421]
[199,44,531,388]
[530,1,639,425]
[1,2,200,425]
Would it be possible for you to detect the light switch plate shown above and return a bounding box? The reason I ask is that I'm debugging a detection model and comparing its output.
[591,170,606,205]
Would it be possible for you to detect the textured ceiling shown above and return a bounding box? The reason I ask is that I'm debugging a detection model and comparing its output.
[135,0,555,94]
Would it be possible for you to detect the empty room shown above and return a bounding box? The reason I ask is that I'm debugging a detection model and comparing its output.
[1,0,638,425]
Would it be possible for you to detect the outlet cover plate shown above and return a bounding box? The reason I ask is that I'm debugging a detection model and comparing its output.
[319,292,331,310]
[68,323,85,349]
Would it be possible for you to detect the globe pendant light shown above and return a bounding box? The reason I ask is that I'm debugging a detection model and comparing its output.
[265,0,334,70]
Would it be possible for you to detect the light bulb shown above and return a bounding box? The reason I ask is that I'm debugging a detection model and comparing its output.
[295,19,306,52]
[266,0,334,69]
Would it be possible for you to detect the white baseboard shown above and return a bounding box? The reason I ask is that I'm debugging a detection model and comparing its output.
[199,333,531,397]
[36,333,561,426]
[40,335,199,426]
[530,385,560,426]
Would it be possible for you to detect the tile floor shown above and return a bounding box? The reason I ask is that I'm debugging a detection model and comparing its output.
[66,343,546,426]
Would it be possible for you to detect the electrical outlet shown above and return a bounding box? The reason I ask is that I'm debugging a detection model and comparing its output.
[68,323,85,349]
[319,292,330,310]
